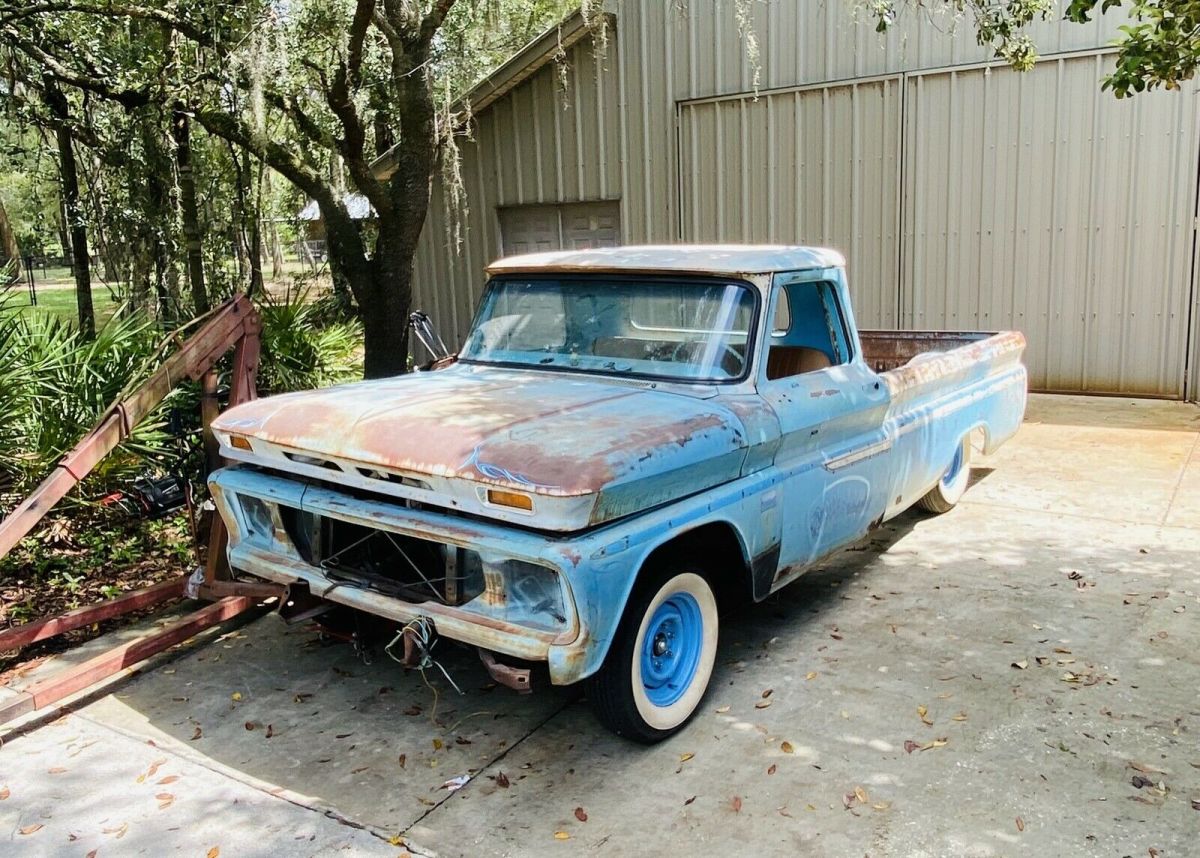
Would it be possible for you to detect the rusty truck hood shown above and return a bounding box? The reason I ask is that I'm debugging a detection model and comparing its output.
[212,365,750,530]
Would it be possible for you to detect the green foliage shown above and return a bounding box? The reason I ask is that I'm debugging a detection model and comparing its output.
[0,290,362,512]
[1066,1,1200,95]
[256,289,364,396]
[864,1,1054,70]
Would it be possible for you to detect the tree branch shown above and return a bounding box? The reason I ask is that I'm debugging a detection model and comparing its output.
[0,2,214,48]
[419,0,458,46]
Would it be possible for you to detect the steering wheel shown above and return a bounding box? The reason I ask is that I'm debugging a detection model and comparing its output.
[672,340,745,377]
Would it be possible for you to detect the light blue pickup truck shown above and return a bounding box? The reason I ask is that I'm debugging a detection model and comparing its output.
[209,246,1027,742]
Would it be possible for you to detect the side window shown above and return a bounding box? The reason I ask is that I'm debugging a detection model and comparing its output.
[765,281,852,381]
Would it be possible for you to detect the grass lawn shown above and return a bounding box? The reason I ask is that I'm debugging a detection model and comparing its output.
[4,280,120,325]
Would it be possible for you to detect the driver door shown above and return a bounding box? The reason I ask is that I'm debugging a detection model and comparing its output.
[758,271,891,587]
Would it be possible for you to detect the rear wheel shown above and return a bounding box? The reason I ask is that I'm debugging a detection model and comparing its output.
[917,435,971,514]
[587,562,718,743]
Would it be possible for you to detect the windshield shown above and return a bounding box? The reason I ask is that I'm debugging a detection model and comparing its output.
[460,276,758,382]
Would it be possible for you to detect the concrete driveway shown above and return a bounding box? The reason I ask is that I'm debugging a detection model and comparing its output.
[3,394,1199,857]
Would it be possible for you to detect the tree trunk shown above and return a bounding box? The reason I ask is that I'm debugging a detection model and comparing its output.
[0,197,22,283]
[171,108,208,314]
[44,78,95,338]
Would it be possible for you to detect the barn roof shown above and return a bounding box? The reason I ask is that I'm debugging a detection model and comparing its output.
[485,245,847,277]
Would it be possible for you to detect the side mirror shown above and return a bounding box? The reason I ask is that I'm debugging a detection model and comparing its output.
[408,310,452,364]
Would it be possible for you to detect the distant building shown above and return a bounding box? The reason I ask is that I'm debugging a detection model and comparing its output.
[295,193,376,262]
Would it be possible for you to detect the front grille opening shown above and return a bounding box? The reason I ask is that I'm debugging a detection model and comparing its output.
[278,509,480,606]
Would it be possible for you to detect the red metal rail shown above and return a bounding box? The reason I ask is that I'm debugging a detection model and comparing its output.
[0,294,270,726]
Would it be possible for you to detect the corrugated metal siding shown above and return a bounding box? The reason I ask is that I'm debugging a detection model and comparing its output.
[902,56,1200,396]
[678,78,903,328]
[663,0,1126,100]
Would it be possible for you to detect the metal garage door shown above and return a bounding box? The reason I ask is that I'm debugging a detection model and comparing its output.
[902,56,1200,397]
[498,201,621,255]
[678,77,903,329]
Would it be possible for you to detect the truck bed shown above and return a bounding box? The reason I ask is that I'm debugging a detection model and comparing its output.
[859,330,997,374]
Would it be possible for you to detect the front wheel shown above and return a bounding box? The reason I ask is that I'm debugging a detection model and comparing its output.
[587,564,719,743]
[917,435,972,514]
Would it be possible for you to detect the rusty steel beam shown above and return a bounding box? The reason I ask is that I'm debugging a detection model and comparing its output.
[195,579,285,602]
[0,576,189,653]
[0,596,257,727]
[0,295,260,560]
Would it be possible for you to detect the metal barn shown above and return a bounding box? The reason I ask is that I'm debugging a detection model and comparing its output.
[380,3,1200,400]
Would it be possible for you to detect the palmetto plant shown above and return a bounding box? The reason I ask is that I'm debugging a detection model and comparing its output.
[0,290,362,515]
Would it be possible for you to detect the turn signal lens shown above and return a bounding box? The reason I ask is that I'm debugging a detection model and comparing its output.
[229,434,253,451]
[487,489,533,511]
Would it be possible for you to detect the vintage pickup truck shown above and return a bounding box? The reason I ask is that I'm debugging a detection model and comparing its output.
[209,246,1027,742]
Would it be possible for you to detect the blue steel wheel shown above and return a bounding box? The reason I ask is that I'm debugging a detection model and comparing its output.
[917,435,972,514]
[639,592,704,707]
[587,567,719,743]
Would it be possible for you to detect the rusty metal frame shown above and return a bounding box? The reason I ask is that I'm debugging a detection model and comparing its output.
[0,295,269,726]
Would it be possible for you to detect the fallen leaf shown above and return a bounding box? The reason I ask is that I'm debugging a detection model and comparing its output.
[554,831,570,840]
[398,754,407,769]
[715,705,731,714]
[805,671,818,680]
[86,851,97,858]
[231,692,242,702]
[680,752,695,763]
[904,740,921,754]
[873,801,891,811]
[48,767,66,774]
[157,775,179,785]
[1016,816,1025,832]
[103,822,129,839]
[917,705,933,726]
[684,795,696,806]
[191,726,203,741]
[781,741,795,754]
[762,688,773,699]
[496,771,510,788]
[244,721,257,731]
[265,724,275,739]
[1190,798,1200,811]
[731,795,743,813]
[18,824,43,835]
[1035,657,1050,666]
[207,848,220,858]
[351,766,369,774]
[389,834,406,847]
[455,736,472,745]
[1130,762,1165,775]
[952,712,968,722]
[0,787,9,800]
[1131,775,1154,789]
[432,738,444,750]
[293,693,312,704]
[755,699,772,709]
[441,775,469,792]
[574,806,588,822]
[157,793,175,810]
[147,758,167,777]
[854,786,869,804]
[1053,647,1071,654]
[1011,660,1028,670]
[767,764,777,775]
[842,792,857,809]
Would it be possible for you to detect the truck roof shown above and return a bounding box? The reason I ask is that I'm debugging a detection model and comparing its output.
[485,244,846,277]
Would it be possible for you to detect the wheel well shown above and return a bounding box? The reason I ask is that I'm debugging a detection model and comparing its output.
[640,521,753,605]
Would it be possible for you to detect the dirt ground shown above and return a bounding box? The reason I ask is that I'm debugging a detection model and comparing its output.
[1,393,1198,857]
